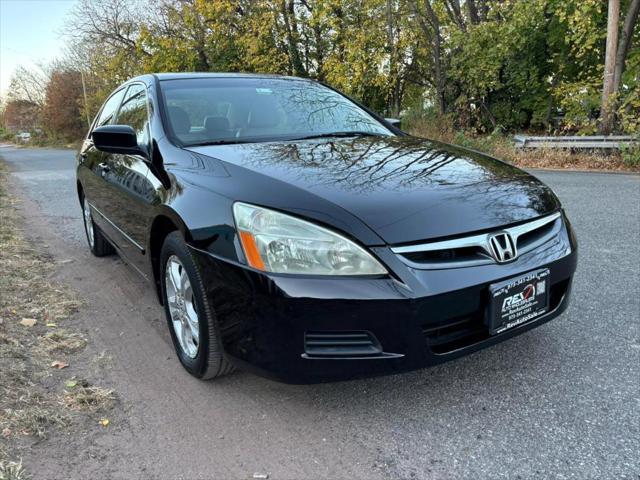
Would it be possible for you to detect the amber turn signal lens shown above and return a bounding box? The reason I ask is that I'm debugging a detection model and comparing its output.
[239,231,266,270]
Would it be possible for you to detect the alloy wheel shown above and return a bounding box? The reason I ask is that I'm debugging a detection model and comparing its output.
[165,255,200,358]
[83,197,95,249]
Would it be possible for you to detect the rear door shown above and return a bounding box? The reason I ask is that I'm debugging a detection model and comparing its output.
[94,82,155,278]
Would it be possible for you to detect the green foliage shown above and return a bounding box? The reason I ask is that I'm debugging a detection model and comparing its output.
[616,46,640,135]
[621,143,640,167]
[4,0,639,140]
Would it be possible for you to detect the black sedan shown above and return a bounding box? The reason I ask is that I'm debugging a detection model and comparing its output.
[76,73,577,383]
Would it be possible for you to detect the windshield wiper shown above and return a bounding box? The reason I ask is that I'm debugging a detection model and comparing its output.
[186,131,385,147]
[186,139,253,147]
[291,131,385,141]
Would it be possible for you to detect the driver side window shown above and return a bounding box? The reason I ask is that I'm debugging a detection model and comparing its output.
[116,83,150,148]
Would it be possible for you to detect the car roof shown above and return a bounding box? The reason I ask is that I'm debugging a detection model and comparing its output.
[144,72,308,82]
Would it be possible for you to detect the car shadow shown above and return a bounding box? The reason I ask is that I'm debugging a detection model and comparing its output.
[203,324,562,418]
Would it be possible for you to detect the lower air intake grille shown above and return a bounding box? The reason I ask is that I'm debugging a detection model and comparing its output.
[422,314,489,354]
[304,331,383,358]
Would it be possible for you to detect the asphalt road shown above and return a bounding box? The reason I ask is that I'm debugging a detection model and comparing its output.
[1,145,639,479]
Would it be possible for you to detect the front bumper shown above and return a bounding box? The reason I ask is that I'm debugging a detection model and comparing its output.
[189,217,577,384]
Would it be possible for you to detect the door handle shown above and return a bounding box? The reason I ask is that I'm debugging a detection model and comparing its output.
[98,162,111,173]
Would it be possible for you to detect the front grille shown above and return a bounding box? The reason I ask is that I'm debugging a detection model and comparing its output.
[402,246,487,265]
[517,219,557,254]
[304,331,382,358]
[392,212,563,269]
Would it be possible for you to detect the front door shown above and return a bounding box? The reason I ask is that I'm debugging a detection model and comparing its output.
[92,83,155,278]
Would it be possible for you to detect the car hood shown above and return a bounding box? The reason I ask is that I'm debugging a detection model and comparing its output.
[187,136,560,245]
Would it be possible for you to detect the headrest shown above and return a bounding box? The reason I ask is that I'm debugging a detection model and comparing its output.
[168,106,190,135]
[247,96,281,129]
[204,116,230,134]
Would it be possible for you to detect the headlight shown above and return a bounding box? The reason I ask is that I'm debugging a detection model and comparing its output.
[233,202,387,276]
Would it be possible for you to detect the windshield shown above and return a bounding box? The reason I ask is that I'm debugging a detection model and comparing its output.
[160,77,392,146]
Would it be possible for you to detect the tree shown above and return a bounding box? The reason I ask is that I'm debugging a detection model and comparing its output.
[409,0,446,115]
[600,0,640,134]
[6,66,47,107]
[601,0,621,134]
[280,0,307,76]
[2,100,40,132]
[614,0,640,92]
[26,0,632,137]
[42,70,85,140]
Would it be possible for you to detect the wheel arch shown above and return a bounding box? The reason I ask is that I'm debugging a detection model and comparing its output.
[76,180,84,203]
[149,209,192,304]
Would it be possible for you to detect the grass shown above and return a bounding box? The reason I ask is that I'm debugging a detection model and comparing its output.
[405,116,640,173]
[63,382,115,413]
[27,138,81,150]
[41,331,87,355]
[0,459,30,480]
[0,163,114,472]
[0,163,77,446]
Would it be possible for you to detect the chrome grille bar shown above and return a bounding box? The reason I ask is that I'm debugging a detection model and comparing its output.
[391,212,562,268]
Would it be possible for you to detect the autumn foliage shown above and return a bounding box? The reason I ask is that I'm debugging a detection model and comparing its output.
[1,0,638,141]
[42,70,86,141]
[1,100,40,133]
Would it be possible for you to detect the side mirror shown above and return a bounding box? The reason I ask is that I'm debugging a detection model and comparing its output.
[385,118,402,129]
[92,125,147,158]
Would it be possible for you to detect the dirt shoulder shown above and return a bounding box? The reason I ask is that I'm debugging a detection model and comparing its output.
[0,165,116,480]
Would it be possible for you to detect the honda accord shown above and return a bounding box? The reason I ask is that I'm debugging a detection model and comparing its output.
[76,73,577,383]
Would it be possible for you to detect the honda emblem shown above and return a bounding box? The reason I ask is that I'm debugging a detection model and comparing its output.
[488,232,517,263]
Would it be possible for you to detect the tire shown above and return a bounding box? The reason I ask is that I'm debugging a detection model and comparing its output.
[81,195,115,257]
[160,231,234,380]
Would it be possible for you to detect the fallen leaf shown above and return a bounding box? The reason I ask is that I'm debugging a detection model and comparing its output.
[51,360,68,369]
[46,322,57,328]
[20,318,37,327]
[65,380,78,389]
[2,427,11,437]
[99,418,109,427]
[253,474,269,479]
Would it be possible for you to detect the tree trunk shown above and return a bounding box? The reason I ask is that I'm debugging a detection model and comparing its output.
[332,5,346,66]
[613,0,640,93]
[313,24,325,80]
[424,1,446,115]
[600,0,620,134]
[281,0,306,77]
[445,0,465,31]
[386,0,400,116]
[467,0,480,25]
[410,0,446,115]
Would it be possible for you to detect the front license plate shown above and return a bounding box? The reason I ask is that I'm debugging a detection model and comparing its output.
[488,269,550,335]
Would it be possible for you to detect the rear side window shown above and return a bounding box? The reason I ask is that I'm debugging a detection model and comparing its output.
[116,83,149,146]
[96,89,126,127]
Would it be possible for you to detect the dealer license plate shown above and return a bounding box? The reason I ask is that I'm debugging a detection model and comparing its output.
[488,269,550,335]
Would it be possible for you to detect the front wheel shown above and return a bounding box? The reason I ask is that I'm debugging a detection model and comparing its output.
[160,231,234,380]
[82,196,114,257]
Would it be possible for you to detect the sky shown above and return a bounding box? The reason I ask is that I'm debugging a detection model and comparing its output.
[0,0,77,97]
